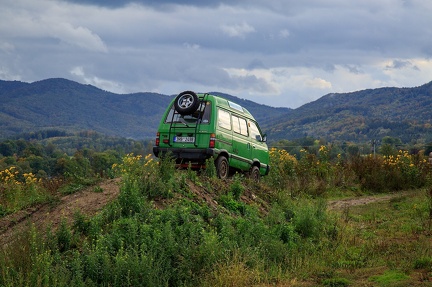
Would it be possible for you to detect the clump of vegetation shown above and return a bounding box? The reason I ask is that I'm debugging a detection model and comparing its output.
[0,167,51,214]
[0,132,152,215]
[265,145,430,196]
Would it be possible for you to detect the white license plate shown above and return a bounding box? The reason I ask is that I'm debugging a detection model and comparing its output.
[174,136,195,143]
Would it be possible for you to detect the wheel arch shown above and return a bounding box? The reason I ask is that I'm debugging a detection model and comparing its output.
[217,150,230,161]
[251,159,261,168]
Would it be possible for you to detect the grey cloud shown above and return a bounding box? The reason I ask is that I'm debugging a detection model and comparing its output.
[60,0,243,8]
[2,0,432,109]
[388,60,411,69]
[230,74,277,94]
[344,65,363,75]
[386,60,419,71]
[59,0,432,59]
[323,63,336,73]
[247,59,266,70]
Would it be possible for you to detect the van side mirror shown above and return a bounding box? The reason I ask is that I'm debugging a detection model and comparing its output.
[262,134,267,142]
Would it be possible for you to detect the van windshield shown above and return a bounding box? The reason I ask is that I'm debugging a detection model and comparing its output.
[165,101,211,124]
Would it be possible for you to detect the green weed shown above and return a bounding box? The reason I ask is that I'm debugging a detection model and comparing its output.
[414,256,432,270]
[369,270,410,286]
[56,219,72,252]
[230,174,244,200]
[93,186,103,193]
[203,157,216,178]
[322,277,351,287]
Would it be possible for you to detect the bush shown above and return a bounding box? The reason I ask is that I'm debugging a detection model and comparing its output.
[0,167,50,214]
[322,277,350,287]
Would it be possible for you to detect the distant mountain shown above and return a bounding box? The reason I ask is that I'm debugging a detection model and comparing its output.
[208,91,290,125]
[0,78,290,140]
[266,81,432,143]
[0,78,170,139]
[2,77,432,143]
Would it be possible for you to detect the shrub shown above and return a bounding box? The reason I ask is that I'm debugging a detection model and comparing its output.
[230,174,244,200]
[0,166,50,214]
[56,219,72,252]
[414,256,432,270]
[265,148,297,190]
[322,277,350,287]
[203,157,216,178]
[292,199,328,239]
[115,153,174,204]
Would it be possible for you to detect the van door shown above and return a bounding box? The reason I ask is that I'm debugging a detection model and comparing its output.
[248,121,269,173]
[231,115,252,171]
[216,108,233,154]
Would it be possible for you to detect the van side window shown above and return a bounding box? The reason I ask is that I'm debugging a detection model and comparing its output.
[218,109,231,130]
[232,115,248,136]
[239,118,248,136]
[249,121,262,141]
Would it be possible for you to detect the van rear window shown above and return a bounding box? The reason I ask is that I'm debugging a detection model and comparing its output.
[165,101,211,124]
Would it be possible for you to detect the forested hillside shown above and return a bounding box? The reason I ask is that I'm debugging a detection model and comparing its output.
[268,81,432,143]
[0,78,169,139]
[0,78,289,140]
[1,78,432,144]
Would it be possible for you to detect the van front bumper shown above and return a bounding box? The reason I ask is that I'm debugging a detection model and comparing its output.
[153,146,216,162]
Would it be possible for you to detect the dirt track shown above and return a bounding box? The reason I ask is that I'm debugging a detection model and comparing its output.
[327,193,407,210]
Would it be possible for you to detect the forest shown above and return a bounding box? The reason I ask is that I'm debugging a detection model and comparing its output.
[0,131,431,286]
[2,78,432,143]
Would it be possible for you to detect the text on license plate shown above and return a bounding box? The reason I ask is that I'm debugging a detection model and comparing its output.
[174,136,195,143]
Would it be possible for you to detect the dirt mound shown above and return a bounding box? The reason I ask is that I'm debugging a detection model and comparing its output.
[0,178,120,246]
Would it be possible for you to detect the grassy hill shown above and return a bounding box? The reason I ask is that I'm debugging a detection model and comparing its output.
[1,144,431,286]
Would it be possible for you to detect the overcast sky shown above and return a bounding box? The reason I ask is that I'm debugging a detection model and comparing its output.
[1,0,432,108]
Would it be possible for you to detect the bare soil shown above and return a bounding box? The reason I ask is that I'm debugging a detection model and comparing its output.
[0,178,120,246]
[327,192,411,210]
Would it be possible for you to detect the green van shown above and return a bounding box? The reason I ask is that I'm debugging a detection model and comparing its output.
[153,91,270,180]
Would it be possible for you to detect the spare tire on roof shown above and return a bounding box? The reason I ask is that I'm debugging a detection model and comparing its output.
[174,91,200,115]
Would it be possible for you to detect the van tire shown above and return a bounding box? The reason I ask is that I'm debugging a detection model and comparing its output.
[174,91,200,115]
[250,165,260,182]
[216,156,229,179]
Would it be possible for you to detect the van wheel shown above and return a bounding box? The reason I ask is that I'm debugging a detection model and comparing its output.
[250,166,260,182]
[216,156,229,179]
[174,91,200,115]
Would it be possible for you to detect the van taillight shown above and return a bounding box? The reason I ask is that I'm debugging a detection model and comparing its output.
[209,133,216,148]
[155,132,160,146]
